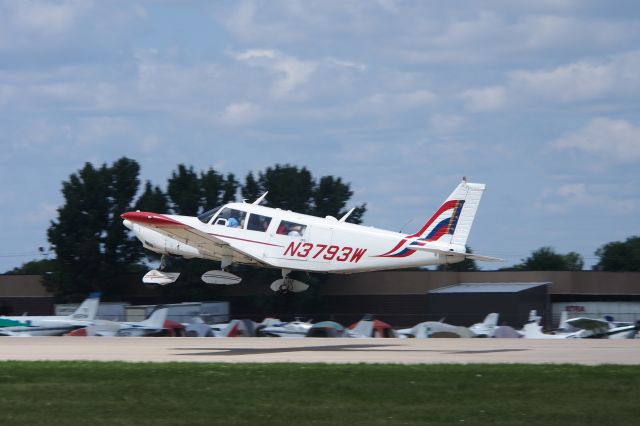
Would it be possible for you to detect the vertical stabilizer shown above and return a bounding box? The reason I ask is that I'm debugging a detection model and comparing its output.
[70,293,100,320]
[138,306,168,328]
[450,181,485,247]
[409,179,486,248]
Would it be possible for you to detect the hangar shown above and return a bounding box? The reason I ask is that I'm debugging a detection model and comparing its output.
[1,271,639,328]
[425,282,548,328]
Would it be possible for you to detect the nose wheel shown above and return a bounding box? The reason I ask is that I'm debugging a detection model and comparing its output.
[270,269,309,293]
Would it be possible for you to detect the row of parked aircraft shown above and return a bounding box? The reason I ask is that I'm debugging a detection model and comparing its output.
[1,293,637,338]
[0,294,167,337]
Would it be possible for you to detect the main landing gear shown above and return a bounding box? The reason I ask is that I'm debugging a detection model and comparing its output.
[142,256,308,293]
[142,255,181,285]
[201,255,242,285]
[269,269,309,293]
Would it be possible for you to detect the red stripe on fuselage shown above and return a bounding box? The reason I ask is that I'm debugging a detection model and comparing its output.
[121,211,186,227]
[377,238,407,257]
[208,233,284,248]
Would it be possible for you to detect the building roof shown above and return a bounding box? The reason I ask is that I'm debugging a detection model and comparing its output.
[430,282,549,294]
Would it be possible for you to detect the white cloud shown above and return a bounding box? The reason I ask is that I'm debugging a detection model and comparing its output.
[234,49,277,61]
[219,102,261,126]
[429,114,466,134]
[520,15,630,50]
[349,89,436,117]
[233,48,318,98]
[552,117,640,163]
[9,0,89,36]
[271,58,317,98]
[462,51,640,110]
[509,60,614,103]
[536,183,636,215]
[460,86,506,112]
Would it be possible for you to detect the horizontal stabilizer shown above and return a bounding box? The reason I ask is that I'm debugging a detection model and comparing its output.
[410,245,503,262]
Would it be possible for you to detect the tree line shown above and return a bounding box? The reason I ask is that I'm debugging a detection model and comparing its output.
[6,157,640,301]
[8,158,365,300]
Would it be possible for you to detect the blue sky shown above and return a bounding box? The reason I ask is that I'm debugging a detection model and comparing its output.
[1,0,639,272]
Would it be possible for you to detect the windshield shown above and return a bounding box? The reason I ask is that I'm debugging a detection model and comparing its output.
[197,206,223,224]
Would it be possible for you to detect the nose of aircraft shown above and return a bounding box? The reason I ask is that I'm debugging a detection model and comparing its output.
[122,219,133,230]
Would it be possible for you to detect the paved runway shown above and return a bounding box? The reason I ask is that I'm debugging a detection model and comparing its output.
[1,337,639,364]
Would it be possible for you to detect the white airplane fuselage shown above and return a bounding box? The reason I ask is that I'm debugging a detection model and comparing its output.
[124,204,464,274]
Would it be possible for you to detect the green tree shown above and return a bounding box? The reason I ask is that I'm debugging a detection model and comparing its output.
[135,181,169,213]
[241,172,261,203]
[167,165,201,215]
[244,164,366,223]
[5,259,58,275]
[311,176,366,223]
[258,164,314,213]
[168,165,238,215]
[46,158,143,300]
[595,236,640,271]
[507,246,584,271]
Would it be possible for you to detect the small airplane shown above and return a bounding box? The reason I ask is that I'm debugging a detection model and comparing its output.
[396,319,476,338]
[564,316,640,339]
[346,314,397,338]
[66,306,169,337]
[0,294,100,336]
[468,313,500,337]
[259,318,314,338]
[122,178,500,292]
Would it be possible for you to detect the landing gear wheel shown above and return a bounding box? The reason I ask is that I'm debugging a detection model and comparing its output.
[278,278,294,294]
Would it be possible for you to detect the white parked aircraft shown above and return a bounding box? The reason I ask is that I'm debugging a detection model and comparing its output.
[468,313,500,337]
[67,306,168,337]
[122,178,499,292]
[564,317,640,339]
[259,318,313,338]
[0,294,100,336]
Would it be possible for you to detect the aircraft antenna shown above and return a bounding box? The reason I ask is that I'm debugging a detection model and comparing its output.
[339,207,355,222]
[399,218,414,234]
[252,192,269,205]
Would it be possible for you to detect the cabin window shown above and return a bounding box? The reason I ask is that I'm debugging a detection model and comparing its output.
[276,220,307,237]
[214,207,247,228]
[247,213,272,232]
[198,206,223,224]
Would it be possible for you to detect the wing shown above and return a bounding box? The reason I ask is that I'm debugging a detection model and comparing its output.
[122,211,268,265]
[565,317,610,331]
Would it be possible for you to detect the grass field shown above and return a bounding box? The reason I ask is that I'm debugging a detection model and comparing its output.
[1,362,639,425]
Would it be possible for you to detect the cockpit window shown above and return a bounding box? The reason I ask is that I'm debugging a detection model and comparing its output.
[214,207,247,228]
[247,214,272,232]
[276,220,307,237]
[198,206,222,224]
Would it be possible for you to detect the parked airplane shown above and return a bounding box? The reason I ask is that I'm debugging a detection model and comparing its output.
[519,310,640,339]
[564,316,640,339]
[347,314,397,338]
[259,318,313,338]
[0,294,100,336]
[67,306,168,337]
[396,319,475,338]
[520,311,582,339]
[468,313,500,337]
[122,178,499,292]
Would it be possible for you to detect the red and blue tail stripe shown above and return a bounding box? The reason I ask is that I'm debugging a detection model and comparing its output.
[376,200,465,258]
